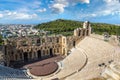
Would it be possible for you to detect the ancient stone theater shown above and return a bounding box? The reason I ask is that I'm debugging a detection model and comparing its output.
[1,21,120,80]
[3,21,91,67]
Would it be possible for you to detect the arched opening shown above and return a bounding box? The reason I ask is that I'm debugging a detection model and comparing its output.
[37,39,40,44]
[73,41,76,47]
[63,48,65,55]
[23,52,28,62]
[78,30,81,36]
[15,54,18,60]
[37,50,41,59]
[57,48,59,53]
[83,30,85,36]
[29,52,32,59]
[37,39,41,46]
[19,53,22,60]
[86,30,89,36]
[50,48,53,57]
[57,38,59,43]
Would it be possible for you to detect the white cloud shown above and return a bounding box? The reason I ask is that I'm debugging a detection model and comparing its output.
[0,14,3,18]
[102,0,120,16]
[50,0,90,13]
[13,13,37,20]
[78,0,120,19]
[31,1,41,8]
[37,8,47,12]
[51,3,67,13]
[7,12,12,16]
[79,13,97,19]
[103,0,113,3]
[0,10,38,20]
[103,0,120,3]
[50,0,68,13]
[69,0,90,4]
[17,8,30,13]
[79,9,118,19]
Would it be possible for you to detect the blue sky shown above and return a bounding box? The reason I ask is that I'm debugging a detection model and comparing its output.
[0,0,120,24]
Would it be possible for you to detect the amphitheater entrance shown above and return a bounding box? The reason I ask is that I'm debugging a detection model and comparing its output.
[23,52,28,62]
[50,48,53,57]
[37,50,41,59]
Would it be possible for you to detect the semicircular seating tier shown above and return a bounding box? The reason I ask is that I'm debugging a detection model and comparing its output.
[65,36,120,80]
[0,65,32,79]
[44,47,87,80]
[1,36,120,80]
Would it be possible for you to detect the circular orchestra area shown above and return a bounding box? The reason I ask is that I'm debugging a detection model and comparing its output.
[29,62,58,76]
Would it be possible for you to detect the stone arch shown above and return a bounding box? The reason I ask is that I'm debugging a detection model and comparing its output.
[23,52,28,62]
[82,29,85,36]
[11,51,14,55]
[43,50,45,54]
[78,30,81,36]
[34,52,36,58]
[50,48,53,57]
[19,53,22,60]
[42,38,45,43]
[54,48,56,53]
[86,30,89,36]
[29,52,32,59]
[49,38,52,42]
[56,38,59,43]
[57,48,59,53]
[15,54,18,60]
[63,48,65,55]
[37,39,40,44]
[37,50,41,59]
[47,50,49,55]
[73,41,76,47]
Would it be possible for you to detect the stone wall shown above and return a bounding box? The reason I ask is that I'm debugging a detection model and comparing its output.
[3,21,91,67]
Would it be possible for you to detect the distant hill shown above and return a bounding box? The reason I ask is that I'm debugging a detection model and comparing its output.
[35,19,120,36]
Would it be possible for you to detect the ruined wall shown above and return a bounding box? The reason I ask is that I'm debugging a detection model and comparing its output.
[3,21,91,66]
[66,21,91,52]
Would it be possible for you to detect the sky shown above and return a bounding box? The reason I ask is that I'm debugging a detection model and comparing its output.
[0,0,120,24]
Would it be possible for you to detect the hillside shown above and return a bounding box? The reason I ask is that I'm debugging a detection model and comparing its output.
[35,19,120,36]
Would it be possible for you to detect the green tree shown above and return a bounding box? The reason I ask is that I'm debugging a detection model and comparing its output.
[35,19,120,36]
